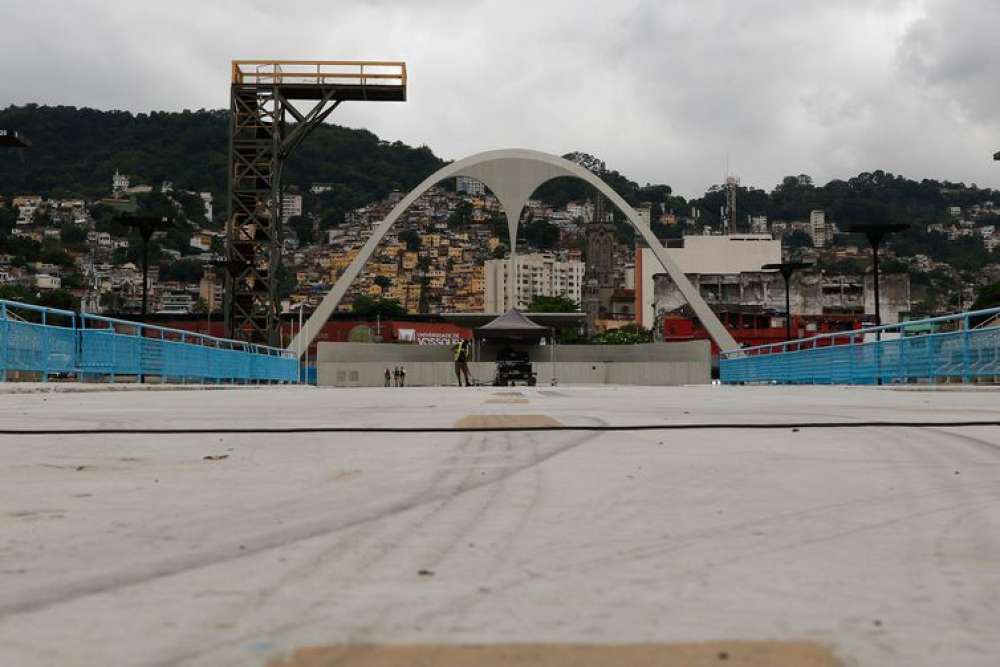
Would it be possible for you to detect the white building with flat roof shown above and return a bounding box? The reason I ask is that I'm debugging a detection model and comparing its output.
[810,210,829,248]
[281,194,303,223]
[484,253,585,312]
[34,274,61,290]
[456,176,485,196]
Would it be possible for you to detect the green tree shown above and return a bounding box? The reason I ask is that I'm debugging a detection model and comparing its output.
[526,295,580,312]
[521,219,560,250]
[286,215,314,245]
[352,296,406,318]
[0,235,41,264]
[785,230,813,251]
[448,200,473,228]
[60,224,88,249]
[972,282,1000,310]
[60,272,84,289]
[39,240,75,268]
[592,323,653,345]
[159,258,204,283]
[398,228,421,251]
[0,206,17,232]
[0,286,76,312]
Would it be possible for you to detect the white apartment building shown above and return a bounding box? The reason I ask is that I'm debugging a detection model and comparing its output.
[281,193,303,223]
[566,201,593,222]
[484,253,586,312]
[456,175,485,196]
[810,210,829,248]
[199,192,213,222]
[750,215,769,234]
[34,274,61,290]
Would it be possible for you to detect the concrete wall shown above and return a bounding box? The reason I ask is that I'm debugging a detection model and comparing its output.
[638,237,782,325]
[317,341,710,387]
[651,270,912,324]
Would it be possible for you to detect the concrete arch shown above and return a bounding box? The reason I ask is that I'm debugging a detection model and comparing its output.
[289,149,737,355]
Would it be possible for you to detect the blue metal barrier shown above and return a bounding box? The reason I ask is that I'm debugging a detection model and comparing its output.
[720,307,1000,385]
[0,299,298,384]
[0,301,77,381]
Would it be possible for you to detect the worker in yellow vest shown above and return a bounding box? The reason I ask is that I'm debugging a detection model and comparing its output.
[452,339,471,387]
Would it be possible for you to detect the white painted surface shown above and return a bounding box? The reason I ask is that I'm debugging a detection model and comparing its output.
[1,385,999,666]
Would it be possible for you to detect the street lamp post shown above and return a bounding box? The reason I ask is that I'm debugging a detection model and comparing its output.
[762,262,809,342]
[120,216,174,319]
[846,223,908,386]
[289,301,307,383]
[762,262,812,342]
[845,223,909,332]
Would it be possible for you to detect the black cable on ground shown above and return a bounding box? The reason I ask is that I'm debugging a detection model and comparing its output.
[1,421,999,435]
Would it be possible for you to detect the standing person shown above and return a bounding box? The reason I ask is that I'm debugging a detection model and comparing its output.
[452,339,472,387]
[400,365,407,387]
[393,366,400,387]
[384,367,391,387]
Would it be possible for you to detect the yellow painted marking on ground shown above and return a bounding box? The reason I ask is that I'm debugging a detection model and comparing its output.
[269,642,841,666]
[454,414,563,428]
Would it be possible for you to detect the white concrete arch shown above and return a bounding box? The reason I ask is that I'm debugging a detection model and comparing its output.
[289,149,737,355]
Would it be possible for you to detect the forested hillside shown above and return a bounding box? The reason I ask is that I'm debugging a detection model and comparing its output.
[0,104,444,223]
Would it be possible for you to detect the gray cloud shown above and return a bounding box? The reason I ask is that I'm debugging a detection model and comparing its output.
[1,0,998,197]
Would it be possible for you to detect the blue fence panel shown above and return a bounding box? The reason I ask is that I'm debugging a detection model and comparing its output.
[0,299,298,384]
[0,302,78,380]
[3,319,71,374]
[721,306,1000,386]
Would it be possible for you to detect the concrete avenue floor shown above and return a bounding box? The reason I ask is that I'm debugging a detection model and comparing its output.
[1,384,999,666]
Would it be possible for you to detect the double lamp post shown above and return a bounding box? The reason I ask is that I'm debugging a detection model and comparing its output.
[764,223,908,344]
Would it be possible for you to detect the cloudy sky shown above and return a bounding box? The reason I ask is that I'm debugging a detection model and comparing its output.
[1,0,998,197]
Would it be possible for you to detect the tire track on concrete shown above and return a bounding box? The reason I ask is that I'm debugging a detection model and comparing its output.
[141,431,487,667]
[488,428,1000,585]
[286,427,603,646]
[462,427,1000,610]
[138,427,607,666]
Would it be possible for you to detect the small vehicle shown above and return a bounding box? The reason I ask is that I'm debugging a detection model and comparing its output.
[493,348,536,386]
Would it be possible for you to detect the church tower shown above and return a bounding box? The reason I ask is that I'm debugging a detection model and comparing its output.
[583,194,617,337]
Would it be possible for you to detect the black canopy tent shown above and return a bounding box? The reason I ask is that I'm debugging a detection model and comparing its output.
[475,308,550,340]
[473,308,557,386]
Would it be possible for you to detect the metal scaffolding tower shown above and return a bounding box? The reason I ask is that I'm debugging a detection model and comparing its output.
[225,60,406,344]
